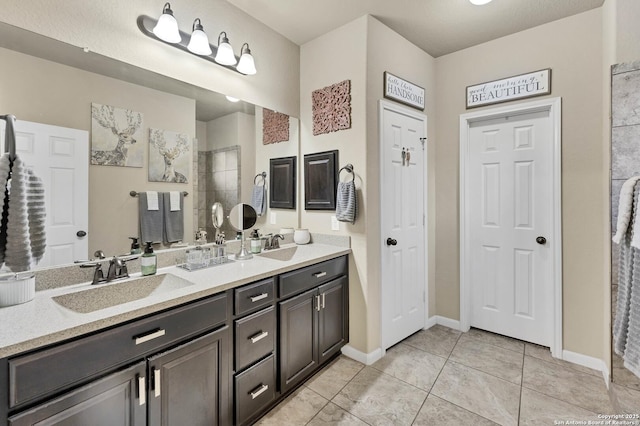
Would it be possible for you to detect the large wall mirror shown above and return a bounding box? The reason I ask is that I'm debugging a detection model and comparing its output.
[0,22,300,270]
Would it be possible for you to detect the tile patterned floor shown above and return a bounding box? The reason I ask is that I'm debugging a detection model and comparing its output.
[256,326,640,426]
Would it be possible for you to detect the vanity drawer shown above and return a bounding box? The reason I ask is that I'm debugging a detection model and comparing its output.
[234,278,275,316]
[9,293,227,408]
[235,306,275,371]
[235,354,276,426]
[278,256,347,298]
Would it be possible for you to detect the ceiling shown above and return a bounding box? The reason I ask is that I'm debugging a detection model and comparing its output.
[227,0,604,57]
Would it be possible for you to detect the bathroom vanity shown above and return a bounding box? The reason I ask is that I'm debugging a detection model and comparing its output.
[0,244,349,425]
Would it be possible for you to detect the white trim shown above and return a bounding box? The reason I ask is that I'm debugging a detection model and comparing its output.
[459,97,563,355]
[431,316,462,331]
[341,345,383,366]
[424,316,437,329]
[562,350,609,388]
[379,99,429,350]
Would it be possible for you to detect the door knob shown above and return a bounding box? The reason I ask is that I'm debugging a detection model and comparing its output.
[77,230,87,237]
[536,236,546,245]
[386,238,397,246]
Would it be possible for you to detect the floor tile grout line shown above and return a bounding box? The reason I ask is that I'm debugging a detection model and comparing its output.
[443,358,523,387]
[517,344,525,426]
[302,386,332,426]
[519,382,605,415]
[420,394,502,426]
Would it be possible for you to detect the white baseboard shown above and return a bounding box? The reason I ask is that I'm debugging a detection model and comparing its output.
[341,345,383,365]
[562,350,609,388]
[426,316,462,331]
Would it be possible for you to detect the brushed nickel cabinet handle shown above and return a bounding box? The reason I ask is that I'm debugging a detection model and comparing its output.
[153,368,161,397]
[250,293,269,302]
[313,272,327,278]
[138,375,146,406]
[250,331,269,343]
[321,292,326,309]
[316,295,321,311]
[134,328,166,345]
[250,384,269,399]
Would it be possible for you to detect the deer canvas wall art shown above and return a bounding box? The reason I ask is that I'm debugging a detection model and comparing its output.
[149,128,190,183]
[90,103,143,167]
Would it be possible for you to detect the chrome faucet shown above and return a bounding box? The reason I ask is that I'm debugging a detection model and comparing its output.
[106,256,132,282]
[265,234,284,250]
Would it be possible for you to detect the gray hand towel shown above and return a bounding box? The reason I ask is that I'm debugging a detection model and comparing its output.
[163,191,184,243]
[335,180,357,224]
[251,185,266,216]
[0,154,11,266]
[139,192,164,244]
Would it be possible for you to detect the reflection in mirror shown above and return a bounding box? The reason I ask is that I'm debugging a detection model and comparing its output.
[0,21,299,270]
[211,202,224,236]
[228,203,257,260]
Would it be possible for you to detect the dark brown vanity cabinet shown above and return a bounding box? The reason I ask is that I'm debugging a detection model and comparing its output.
[278,257,348,394]
[5,293,232,426]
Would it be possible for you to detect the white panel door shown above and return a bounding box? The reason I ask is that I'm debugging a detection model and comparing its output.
[468,109,553,346]
[1,120,89,267]
[381,102,426,350]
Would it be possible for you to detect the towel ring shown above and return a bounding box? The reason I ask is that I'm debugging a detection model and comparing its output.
[254,171,267,185]
[130,191,188,197]
[1,114,17,160]
[338,164,355,183]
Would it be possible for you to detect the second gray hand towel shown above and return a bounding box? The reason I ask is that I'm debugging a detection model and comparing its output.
[163,191,184,243]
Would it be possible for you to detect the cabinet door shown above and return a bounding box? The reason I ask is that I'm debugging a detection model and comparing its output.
[148,327,231,426]
[279,288,318,393]
[8,362,146,426]
[318,276,348,364]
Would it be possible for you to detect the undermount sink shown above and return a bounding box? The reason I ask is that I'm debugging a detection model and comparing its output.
[257,246,298,261]
[52,273,194,314]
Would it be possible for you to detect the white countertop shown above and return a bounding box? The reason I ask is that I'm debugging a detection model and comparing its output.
[0,243,350,358]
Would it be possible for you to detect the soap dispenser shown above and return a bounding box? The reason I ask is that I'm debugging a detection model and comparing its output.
[141,242,157,276]
[250,229,262,254]
[129,237,141,254]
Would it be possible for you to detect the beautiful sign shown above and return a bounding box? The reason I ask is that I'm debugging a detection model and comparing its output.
[466,69,551,109]
[384,72,425,111]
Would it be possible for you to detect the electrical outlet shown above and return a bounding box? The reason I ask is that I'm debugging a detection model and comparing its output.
[331,215,340,231]
[270,212,277,224]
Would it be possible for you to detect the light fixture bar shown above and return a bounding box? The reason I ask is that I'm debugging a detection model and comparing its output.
[137,15,256,75]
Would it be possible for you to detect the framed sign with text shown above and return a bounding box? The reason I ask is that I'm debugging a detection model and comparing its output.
[384,72,425,111]
[466,69,551,109]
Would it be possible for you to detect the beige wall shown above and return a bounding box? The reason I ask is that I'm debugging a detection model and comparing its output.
[0,0,300,117]
[300,16,436,354]
[434,10,606,359]
[0,47,196,258]
[253,107,300,230]
[616,0,640,64]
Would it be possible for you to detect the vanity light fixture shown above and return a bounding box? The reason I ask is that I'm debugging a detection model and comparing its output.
[237,43,257,75]
[214,32,237,66]
[138,5,257,75]
[225,96,240,103]
[187,18,212,55]
[469,0,493,4]
[152,3,181,43]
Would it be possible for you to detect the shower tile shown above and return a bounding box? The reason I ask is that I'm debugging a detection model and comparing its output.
[213,171,225,191]
[612,125,640,179]
[611,179,626,234]
[613,70,640,127]
[613,60,640,75]
[225,170,238,191]
[225,149,238,170]
[214,151,225,172]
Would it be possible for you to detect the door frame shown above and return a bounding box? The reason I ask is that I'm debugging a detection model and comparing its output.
[379,99,429,352]
[459,97,563,357]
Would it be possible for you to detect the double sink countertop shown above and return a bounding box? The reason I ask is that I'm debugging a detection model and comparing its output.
[0,243,351,358]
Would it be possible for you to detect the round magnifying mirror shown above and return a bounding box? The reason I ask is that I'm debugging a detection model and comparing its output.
[228,203,258,260]
[211,202,224,229]
[228,203,257,231]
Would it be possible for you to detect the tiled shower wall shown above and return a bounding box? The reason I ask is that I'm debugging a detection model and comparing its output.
[197,146,241,241]
[611,60,640,303]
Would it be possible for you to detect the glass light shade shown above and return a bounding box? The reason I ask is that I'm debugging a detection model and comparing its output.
[237,52,256,75]
[214,33,237,66]
[153,4,181,43]
[188,29,212,55]
[469,0,492,4]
